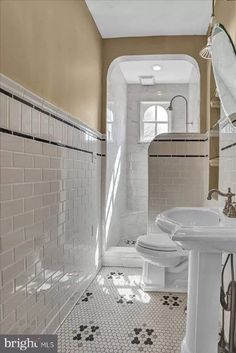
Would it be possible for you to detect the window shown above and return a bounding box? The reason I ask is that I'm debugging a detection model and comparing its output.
[140,102,169,142]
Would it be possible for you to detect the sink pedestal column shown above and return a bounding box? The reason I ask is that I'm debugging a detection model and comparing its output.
[182,250,222,353]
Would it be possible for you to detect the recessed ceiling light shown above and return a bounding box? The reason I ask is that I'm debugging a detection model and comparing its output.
[153,65,161,71]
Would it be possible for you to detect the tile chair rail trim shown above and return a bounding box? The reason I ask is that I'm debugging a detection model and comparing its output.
[221,142,236,151]
[149,154,208,158]
[153,138,208,142]
[0,87,106,142]
[0,127,103,156]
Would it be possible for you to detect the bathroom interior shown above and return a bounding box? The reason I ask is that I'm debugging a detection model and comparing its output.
[0,1,236,353]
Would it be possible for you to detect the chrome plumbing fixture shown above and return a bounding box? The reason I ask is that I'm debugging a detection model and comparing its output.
[199,0,215,59]
[207,187,236,218]
[167,95,191,132]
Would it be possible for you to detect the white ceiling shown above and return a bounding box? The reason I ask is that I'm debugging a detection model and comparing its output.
[119,60,195,84]
[85,0,212,38]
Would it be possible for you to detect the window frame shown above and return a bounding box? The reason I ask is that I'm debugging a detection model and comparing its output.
[139,101,170,143]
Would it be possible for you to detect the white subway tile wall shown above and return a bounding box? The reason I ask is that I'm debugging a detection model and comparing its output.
[148,134,208,233]
[105,74,204,247]
[0,77,104,334]
[124,84,201,240]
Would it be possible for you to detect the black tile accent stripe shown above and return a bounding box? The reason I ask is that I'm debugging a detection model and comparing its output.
[0,87,106,142]
[0,127,99,156]
[13,131,34,140]
[14,95,35,109]
[0,88,12,98]
[34,136,50,144]
[149,154,208,158]
[153,138,208,142]
[0,127,12,135]
[221,142,236,151]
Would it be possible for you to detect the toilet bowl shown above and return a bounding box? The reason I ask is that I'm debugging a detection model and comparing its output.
[136,233,188,292]
[136,233,183,267]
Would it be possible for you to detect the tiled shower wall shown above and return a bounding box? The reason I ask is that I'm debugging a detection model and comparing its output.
[148,133,208,233]
[126,84,193,213]
[125,83,201,239]
[0,75,104,334]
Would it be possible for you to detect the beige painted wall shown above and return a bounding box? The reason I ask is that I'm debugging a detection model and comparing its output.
[102,35,208,133]
[0,0,103,132]
[0,1,212,134]
[215,0,236,44]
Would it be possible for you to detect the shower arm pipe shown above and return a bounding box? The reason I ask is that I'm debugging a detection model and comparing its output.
[206,0,216,37]
[168,95,189,133]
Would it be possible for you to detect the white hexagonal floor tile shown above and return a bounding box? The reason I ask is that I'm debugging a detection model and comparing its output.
[57,267,187,353]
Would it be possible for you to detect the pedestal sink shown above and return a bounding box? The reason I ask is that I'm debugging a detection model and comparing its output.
[156,207,236,353]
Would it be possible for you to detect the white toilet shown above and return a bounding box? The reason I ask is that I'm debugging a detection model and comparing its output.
[136,232,188,292]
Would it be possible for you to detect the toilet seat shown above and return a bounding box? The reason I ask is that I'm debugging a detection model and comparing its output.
[136,232,185,267]
[137,234,177,252]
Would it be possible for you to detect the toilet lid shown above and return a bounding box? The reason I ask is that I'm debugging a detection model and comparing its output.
[137,234,177,252]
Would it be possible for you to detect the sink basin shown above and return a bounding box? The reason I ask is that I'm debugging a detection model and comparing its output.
[156,207,236,253]
[156,207,236,353]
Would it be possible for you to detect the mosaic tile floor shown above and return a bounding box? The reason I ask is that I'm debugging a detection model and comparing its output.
[118,239,137,247]
[57,267,187,353]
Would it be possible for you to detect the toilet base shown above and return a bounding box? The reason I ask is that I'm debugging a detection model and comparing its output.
[140,261,188,293]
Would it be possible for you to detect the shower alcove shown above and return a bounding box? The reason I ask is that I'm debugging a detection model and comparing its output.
[102,55,201,267]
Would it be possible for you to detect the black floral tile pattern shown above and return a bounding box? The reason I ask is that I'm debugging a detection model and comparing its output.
[125,240,136,246]
[107,270,124,280]
[118,239,137,247]
[160,294,183,309]
[116,294,136,305]
[72,322,100,348]
[77,291,94,304]
[129,325,158,351]
[57,267,187,353]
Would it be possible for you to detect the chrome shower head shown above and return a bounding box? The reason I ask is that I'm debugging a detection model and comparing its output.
[199,0,215,60]
[199,36,212,60]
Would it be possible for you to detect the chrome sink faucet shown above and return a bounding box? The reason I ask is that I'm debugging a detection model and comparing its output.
[207,187,236,218]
